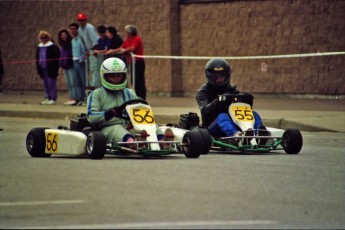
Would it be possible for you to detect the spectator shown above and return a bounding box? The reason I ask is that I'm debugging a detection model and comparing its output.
[69,22,87,105]
[93,25,110,58]
[94,26,123,60]
[57,29,77,105]
[0,48,4,93]
[76,12,100,89]
[93,25,110,76]
[35,31,60,105]
[106,25,146,100]
[105,26,123,60]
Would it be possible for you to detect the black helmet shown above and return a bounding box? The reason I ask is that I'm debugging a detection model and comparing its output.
[205,58,231,87]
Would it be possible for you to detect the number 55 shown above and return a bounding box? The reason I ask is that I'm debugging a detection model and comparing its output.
[234,109,254,121]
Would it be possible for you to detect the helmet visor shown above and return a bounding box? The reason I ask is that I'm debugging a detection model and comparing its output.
[208,73,229,86]
[104,73,126,85]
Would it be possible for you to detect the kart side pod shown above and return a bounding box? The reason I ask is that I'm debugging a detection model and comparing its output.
[26,128,87,157]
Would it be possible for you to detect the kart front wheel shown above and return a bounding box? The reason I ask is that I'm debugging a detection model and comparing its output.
[282,128,303,154]
[182,130,202,158]
[193,127,212,155]
[86,132,107,159]
[26,128,51,158]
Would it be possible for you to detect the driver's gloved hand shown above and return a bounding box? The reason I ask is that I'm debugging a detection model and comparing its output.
[242,92,254,107]
[218,94,232,102]
[217,94,233,108]
[218,94,234,104]
[104,108,117,121]
[218,94,227,102]
[113,106,122,117]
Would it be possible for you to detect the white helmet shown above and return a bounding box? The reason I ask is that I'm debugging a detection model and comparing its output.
[100,58,127,91]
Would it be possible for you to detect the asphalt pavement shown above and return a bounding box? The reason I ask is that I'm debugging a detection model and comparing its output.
[0,90,344,132]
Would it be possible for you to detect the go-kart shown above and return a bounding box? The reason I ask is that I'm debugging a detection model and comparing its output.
[176,94,303,154]
[26,99,211,159]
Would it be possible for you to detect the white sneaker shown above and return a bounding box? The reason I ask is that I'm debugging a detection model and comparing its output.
[40,98,49,105]
[231,131,243,146]
[46,100,56,105]
[76,100,86,106]
[64,99,77,105]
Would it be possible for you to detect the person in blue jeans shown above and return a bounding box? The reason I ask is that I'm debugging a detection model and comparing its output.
[196,58,266,141]
[76,13,100,89]
[69,22,87,105]
[58,29,77,105]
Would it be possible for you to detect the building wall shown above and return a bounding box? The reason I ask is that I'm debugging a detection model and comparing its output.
[0,0,344,95]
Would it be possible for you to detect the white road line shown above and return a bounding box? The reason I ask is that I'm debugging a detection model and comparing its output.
[0,199,85,207]
[22,220,278,229]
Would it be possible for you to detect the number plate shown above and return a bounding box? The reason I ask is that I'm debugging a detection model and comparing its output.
[45,132,59,153]
[230,105,254,122]
[130,107,155,125]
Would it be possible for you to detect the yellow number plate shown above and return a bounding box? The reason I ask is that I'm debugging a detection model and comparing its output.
[130,107,155,125]
[45,132,59,153]
[230,105,254,122]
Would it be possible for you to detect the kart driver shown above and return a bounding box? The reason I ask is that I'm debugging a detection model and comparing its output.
[196,58,266,140]
[86,57,149,145]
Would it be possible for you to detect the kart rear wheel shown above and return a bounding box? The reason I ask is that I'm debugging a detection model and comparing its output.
[82,127,92,136]
[26,128,51,158]
[193,127,212,155]
[182,130,202,158]
[282,128,303,154]
[86,132,107,159]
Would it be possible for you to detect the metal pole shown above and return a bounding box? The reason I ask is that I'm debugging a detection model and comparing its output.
[130,52,136,91]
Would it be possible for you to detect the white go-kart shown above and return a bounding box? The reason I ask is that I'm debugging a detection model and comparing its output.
[206,94,303,154]
[26,99,211,159]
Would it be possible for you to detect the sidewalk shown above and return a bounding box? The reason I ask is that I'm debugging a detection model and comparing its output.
[0,90,344,132]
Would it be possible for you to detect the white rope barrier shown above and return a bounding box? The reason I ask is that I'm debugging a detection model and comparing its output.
[128,51,345,95]
[132,51,345,60]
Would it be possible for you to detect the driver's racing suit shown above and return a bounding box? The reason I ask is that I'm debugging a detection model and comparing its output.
[196,83,264,138]
[87,87,138,143]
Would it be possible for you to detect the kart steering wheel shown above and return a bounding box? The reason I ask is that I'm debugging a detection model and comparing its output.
[117,98,149,120]
[221,93,253,106]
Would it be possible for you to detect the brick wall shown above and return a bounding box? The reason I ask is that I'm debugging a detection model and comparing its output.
[0,0,344,95]
[179,0,345,95]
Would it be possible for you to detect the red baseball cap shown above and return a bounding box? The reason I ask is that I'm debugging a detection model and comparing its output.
[76,13,87,20]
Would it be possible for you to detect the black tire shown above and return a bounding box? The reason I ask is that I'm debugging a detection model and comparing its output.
[192,127,212,155]
[26,128,51,158]
[182,130,202,158]
[82,127,92,136]
[282,129,303,154]
[86,132,107,159]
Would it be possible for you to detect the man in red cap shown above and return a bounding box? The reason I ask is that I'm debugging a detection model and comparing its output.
[76,13,101,90]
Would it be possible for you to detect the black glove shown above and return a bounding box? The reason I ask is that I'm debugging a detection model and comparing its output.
[113,106,122,117]
[218,94,227,102]
[104,108,116,121]
[104,106,122,120]
[218,94,235,103]
[242,93,254,107]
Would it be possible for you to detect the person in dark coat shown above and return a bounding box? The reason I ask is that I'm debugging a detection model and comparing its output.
[36,30,60,105]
